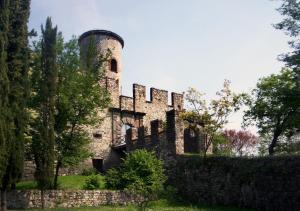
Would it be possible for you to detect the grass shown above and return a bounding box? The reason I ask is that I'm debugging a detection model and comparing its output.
[16,175,106,190]
[12,199,255,211]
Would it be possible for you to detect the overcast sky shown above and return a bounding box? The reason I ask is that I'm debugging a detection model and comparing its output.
[29,0,291,132]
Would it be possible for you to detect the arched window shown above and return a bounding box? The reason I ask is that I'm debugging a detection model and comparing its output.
[111,59,117,72]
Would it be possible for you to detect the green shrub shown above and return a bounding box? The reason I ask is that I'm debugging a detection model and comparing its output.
[81,167,99,176]
[83,175,102,190]
[106,149,167,210]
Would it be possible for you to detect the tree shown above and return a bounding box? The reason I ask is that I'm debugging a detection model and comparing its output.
[243,69,300,155]
[180,80,242,157]
[30,33,110,189]
[0,0,31,210]
[211,132,233,156]
[106,149,167,211]
[0,0,10,187]
[223,129,257,156]
[274,0,300,70]
[31,17,57,209]
[53,35,110,188]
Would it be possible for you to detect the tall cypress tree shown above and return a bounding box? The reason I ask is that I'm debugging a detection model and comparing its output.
[32,17,57,209]
[0,0,10,186]
[1,0,30,210]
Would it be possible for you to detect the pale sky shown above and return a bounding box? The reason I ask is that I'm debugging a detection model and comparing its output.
[29,0,291,132]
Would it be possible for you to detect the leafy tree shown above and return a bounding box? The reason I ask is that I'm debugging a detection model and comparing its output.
[0,0,30,210]
[212,133,233,156]
[31,17,57,209]
[274,0,300,70]
[223,129,257,156]
[30,33,110,189]
[53,35,110,188]
[180,80,242,157]
[243,69,300,155]
[106,149,167,211]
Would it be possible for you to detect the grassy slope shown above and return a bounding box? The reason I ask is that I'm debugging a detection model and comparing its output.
[16,175,106,190]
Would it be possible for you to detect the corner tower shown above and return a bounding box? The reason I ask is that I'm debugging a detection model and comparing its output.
[79,30,124,107]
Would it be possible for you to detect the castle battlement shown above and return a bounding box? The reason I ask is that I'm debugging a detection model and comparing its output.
[103,77,183,113]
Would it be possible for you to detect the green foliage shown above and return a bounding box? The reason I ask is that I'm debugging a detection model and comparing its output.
[274,0,300,68]
[29,32,110,189]
[181,80,243,156]
[81,168,99,176]
[244,68,300,155]
[0,0,10,186]
[1,0,30,191]
[83,175,104,190]
[53,35,110,188]
[31,17,57,191]
[16,175,106,190]
[212,133,232,156]
[106,149,167,210]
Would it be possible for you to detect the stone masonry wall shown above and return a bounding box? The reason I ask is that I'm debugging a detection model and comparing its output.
[6,190,140,209]
[126,110,185,168]
[170,155,300,211]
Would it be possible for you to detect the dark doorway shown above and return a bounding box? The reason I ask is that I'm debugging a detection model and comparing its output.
[92,159,103,173]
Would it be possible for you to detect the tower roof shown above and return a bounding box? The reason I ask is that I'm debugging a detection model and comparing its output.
[79,29,124,48]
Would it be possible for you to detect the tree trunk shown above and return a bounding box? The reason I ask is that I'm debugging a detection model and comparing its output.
[53,161,61,189]
[1,189,7,211]
[41,189,45,209]
[269,133,280,155]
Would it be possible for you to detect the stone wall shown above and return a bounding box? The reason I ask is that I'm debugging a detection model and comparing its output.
[6,190,140,209]
[169,155,300,211]
[126,110,186,170]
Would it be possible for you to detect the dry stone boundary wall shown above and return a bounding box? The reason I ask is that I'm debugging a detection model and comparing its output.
[5,190,140,209]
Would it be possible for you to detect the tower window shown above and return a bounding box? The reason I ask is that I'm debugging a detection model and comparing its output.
[111,59,118,72]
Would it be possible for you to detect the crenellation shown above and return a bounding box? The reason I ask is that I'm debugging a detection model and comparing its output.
[133,84,146,113]
[171,92,184,110]
[150,88,168,105]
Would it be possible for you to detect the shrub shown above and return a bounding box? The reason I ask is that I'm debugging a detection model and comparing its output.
[106,149,167,210]
[81,167,98,176]
[83,175,102,190]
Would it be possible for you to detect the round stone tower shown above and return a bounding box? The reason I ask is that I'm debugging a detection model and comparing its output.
[79,30,124,93]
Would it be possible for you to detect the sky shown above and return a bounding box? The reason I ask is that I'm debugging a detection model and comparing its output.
[29,0,291,132]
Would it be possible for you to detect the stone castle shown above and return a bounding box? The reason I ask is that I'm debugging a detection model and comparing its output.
[78,30,209,172]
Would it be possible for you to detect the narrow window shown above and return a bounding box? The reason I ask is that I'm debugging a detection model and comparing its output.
[111,59,117,72]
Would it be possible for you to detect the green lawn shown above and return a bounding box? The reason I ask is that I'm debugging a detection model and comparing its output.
[12,199,255,211]
[16,175,106,190]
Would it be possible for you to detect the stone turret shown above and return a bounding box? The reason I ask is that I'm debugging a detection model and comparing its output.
[79,30,124,107]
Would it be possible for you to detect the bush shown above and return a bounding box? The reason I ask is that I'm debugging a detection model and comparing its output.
[106,149,167,210]
[81,167,98,176]
[83,175,102,190]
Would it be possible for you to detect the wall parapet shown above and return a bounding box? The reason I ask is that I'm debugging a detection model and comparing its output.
[105,81,183,112]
